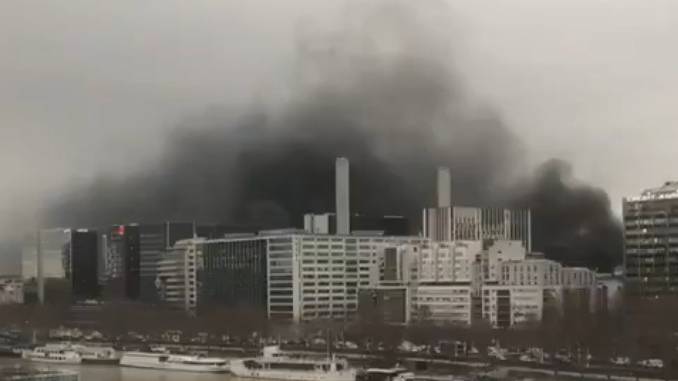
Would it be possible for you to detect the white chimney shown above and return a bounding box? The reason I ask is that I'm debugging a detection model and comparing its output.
[437,166,451,207]
[335,157,350,235]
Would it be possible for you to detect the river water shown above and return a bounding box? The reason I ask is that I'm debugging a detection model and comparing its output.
[0,357,586,381]
[0,357,239,381]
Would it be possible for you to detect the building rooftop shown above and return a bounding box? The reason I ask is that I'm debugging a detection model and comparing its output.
[627,181,678,201]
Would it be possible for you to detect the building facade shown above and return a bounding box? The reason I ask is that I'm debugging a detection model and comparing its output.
[422,207,532,252]
[70,230,99,300]
[198,237,268,314]
[623,181,678,296]
[410,285,472,325]
[190,232,426,322]
[139,222,195,302]
[156,239,202,312]
[268,233,424,321]
[482,285,543,328]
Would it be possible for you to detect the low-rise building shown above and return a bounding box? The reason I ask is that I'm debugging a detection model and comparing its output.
[482,285,543,328]
[410,285,472,325]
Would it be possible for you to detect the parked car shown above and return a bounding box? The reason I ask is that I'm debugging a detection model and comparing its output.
[610,356,631,366]
[638,359,664,369]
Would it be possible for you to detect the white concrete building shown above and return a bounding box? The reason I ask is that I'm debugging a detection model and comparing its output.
[155,238,204,312]
[422,207,532,252]
[481,240,527,282]
[499,258,563,287]
[198,232,427,322]
[0,277,23,304]
[410,285,472,325]
[482,285,543,328]
[287,233,426,322]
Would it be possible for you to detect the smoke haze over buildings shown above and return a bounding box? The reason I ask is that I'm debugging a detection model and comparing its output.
[4,0,666,274]
[40,1,622,271]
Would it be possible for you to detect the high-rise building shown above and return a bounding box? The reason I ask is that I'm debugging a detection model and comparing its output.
[100,224,140,300]
[70,230,99,300]
[174,231,425,322]
[623,181,678,296]
[198,238,268,314]
[139,222,195,302]
[156,238,203,312]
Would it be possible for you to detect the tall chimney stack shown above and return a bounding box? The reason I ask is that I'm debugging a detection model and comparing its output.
[335,157,350,235]
[437,166,451,207]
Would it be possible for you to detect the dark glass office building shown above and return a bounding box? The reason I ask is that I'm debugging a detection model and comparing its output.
[71,230,99,300]
[198,239,268,314]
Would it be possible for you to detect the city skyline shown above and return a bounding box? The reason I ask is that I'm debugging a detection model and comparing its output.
[0,1,675,279]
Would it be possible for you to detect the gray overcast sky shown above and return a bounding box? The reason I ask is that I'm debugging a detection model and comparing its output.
[1,0,677,248]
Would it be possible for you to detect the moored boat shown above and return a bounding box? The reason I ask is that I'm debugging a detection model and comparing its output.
[119,351,228,373]
[22,345,82,364]
[229,345,356,381]
[70,344,119,364]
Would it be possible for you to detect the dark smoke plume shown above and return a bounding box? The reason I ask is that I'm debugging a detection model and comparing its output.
[44,1,622,270]
[511,159,623,270]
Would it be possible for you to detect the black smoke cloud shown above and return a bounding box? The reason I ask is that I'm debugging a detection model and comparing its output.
[44,1,622,271]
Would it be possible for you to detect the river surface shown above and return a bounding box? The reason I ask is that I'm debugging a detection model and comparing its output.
[0,357,240,381]
[0,357,600,381]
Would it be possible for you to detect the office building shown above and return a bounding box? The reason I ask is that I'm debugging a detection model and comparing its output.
[479,240,528,283]
[198,237,268,314]
[139,222,195,302]
[423,207,532,252]
[70,230,99,300]
[189,232,425,322]
[499,258,563,287]
[411,285,473,325]
[156,238,203,312]
[265,233,424,321]
[101,227,123,283]
[623,181,678,296]
[482,285,543,328]
[360,236,601,327]
[358,287,409,323]
[0,277,23,304]
[390,241,481,284]
[100,224,140,299]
